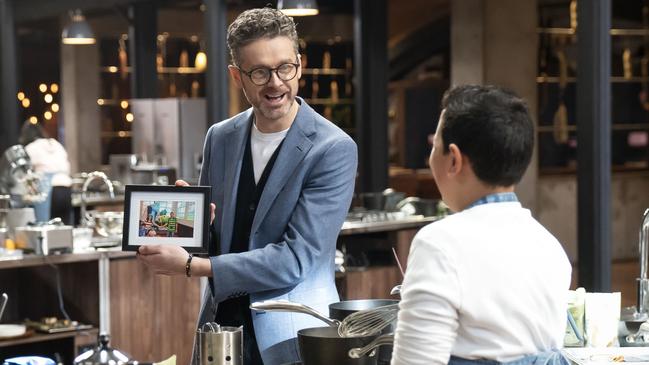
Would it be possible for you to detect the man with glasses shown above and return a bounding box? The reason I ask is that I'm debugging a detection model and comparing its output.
[137,7,358,365]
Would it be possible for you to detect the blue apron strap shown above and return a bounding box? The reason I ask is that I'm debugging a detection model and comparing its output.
[448,350,568,365]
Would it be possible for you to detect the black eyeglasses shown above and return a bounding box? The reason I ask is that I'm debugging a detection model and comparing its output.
[237,62,300,86]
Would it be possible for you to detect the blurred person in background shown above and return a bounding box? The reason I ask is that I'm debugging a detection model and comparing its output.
[19,120,72,224]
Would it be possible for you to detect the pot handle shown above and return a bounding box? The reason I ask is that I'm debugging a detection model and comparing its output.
[348,333,395,359]
[250,300,340,327]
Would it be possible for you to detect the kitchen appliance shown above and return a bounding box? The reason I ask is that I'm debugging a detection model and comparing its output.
[15,221,73,255]
[0,145,45,206]
[74,333,131,365]
[131,98,207,181]
[197,323,243,365]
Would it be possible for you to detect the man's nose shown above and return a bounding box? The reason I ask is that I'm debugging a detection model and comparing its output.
[267,71,283,87]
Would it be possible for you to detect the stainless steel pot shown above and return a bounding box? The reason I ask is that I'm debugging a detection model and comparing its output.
[86,211,124,237]
[250,301,381,365]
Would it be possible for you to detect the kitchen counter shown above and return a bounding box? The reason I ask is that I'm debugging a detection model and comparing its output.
[0,249,132,269]
[71,193,125,207]
[340,216,437,235]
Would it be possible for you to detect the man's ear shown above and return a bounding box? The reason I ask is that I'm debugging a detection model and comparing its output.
[228,65,243,89]
[448,143,463,175]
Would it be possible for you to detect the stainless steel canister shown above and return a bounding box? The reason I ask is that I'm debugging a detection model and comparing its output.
[197,323,243,365]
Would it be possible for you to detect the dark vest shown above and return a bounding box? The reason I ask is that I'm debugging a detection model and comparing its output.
[214,128,285,365]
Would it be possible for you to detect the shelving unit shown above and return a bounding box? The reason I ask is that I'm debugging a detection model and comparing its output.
[537,2,649,173]
[97,36,207,164]
[298,39,355,138]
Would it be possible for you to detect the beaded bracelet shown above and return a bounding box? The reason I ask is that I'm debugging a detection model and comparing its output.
[185,253,193,277]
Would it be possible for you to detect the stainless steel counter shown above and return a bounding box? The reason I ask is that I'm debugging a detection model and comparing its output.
[340,216,437,235]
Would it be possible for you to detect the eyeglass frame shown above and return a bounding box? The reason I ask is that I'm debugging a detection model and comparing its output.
[235,60,301,86]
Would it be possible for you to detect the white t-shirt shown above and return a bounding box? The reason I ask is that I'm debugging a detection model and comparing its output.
[24,138,72,187]
[391,202,572,365]
[250,123,288,184]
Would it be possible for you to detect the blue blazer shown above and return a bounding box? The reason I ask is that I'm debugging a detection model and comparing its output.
[196,98,358,364]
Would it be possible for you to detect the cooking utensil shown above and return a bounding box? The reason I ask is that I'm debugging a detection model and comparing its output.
[0,293,8,322]
[250,301,380,365]
[392,247,405,277]
[389,285,401,296]
[197,323,243,365]
[329,299,398,365]
[337,303,399,338]
[348,333,394,359]
[250,301,340,327]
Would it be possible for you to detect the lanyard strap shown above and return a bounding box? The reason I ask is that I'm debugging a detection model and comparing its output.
[465,192,519,210]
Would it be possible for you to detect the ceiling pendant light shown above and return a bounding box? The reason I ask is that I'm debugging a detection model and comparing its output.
[62,9,96,45]
[278,0,319,16]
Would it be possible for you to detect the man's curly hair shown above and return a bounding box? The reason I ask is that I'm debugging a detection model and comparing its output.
[227,7,299,66]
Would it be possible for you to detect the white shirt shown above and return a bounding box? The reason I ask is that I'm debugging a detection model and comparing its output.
[24,138,72,187]
[250,123,288,184]
[391,202,572,365]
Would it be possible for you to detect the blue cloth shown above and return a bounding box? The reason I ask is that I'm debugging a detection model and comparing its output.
[32,172,54,222]
[3,357,55,365]
[195,97,358,365]
[449,349,569,365]
[465,192,519,210]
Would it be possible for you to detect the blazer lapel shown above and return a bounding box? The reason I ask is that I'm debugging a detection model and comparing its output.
[219,110,252,254]
[250,101,316,236]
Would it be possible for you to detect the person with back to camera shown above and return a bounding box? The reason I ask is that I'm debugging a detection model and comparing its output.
[18,120,72,224]
[135,6,358,365]
[391,85,572,365]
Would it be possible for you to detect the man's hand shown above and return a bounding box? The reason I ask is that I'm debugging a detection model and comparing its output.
[176,179,216,224]
[137,244,190,275]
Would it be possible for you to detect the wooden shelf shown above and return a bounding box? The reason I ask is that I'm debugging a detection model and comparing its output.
[101,66,350,76]
[0,328,98,348]
[537,27,649,36]
[537,75,649,83]
[304,98,354,105]
[101,66,205,74]
[537,124,649,132]
[302,68,351,76]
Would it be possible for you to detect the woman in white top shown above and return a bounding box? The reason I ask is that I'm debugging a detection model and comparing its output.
[19,121,72,223]
[391,85,572,365]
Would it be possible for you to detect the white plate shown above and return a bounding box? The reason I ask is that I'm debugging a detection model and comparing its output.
[0,324,26,338]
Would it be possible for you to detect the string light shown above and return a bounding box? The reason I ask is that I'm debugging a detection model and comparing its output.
[29,116,37,124]
[51,103,59,112]
[17,92,25,101]
[22,98,30,108]
[50,84,59,93]
[44,94,53,103]
[44,111,53,120]
[108,66,118,73]
[118,131,127,137]
[120,100,129,109]
[97,99,105,105]
[126,113,134,122]
[38,84,47,93]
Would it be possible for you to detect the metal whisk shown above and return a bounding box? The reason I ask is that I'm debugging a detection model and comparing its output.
[338,303,399,338]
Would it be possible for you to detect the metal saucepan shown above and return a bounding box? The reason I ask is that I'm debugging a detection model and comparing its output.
[329,299,399,365]
[250,301,380,365]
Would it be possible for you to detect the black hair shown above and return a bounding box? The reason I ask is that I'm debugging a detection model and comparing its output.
[440,84,533,186]
[18,120,46,146]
